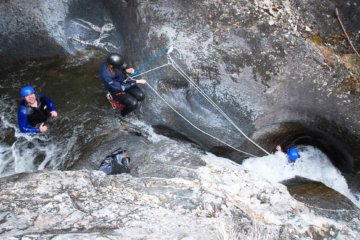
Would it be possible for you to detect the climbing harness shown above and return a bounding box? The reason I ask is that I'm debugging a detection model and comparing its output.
[106,92,116,109]
[131,46,270,157]
[106,92,125,110]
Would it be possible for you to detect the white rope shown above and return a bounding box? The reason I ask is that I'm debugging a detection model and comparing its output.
[131,62,172,79]
[145,82,257,158]
[167,54,270,155]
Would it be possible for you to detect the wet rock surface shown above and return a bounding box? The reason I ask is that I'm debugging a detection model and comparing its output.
[1,141,359,239]
[0,0,70,66]
[284,177,359,218]
[119,0,360,173]
[1,0,360,169]
[0,0,123,66]
[1,0,360,239]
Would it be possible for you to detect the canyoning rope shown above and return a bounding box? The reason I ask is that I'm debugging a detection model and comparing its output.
[129,48,360,213]
[131,47,170,76]
[131,62,171,79]
[131,46,269,156]
[166,54,270,155]
[145,82,257,157]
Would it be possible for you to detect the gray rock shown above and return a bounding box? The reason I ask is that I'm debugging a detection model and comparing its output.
[1,141,359,239]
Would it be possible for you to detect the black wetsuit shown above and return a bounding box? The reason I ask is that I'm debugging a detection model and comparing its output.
[99,61,145,116]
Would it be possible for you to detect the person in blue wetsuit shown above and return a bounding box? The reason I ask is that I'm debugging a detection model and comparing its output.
[276,145,300,163]
[99,53,147,117]
[17,86,58,133]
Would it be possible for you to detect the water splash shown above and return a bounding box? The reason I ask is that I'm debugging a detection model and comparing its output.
[242,146,360,207]
[0,106,62,177]
[0,94,113,177]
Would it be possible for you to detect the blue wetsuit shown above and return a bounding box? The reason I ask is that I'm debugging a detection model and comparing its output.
[18,94,56,133]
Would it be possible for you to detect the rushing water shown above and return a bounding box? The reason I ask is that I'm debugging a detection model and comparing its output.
[242,146,360,208]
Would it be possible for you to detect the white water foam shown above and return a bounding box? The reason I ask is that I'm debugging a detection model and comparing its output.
[0,115,60,177]
[126,116,168,143]
[242,146,360,208]
[0,97,74,177]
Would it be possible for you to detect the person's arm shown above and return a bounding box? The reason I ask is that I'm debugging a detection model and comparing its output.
[118,78,136,91]
[104,74,125,92]
[124,68,147,85]
[18,106,40,133]
[39,94,56,111]
[39,94,57,117]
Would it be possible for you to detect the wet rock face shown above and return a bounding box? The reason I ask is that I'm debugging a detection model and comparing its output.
[1,0,360,170]
[294,0,360,49]
[124,0,360,171]
[0,0,124,66]
[284,177,359,213]
[0,0,68,66]
[1,1,360,238]
[1,141,359,239]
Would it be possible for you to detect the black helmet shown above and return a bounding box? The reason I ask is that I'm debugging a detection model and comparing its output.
[107,53,125,68]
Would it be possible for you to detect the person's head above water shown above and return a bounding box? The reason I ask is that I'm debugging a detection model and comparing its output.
[20,86,37,105]
[287,147,300,162]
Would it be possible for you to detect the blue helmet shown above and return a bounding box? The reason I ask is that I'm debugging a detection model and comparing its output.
[287,147,300,162]
[20,86,35,97]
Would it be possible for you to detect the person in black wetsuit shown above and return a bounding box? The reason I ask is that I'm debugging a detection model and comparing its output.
[17,86,58,133]
[99,53,147,117]
[99,148,131,174]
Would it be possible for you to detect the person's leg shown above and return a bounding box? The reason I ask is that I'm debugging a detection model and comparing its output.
[126,85,145,102]
[112,92,138,116]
